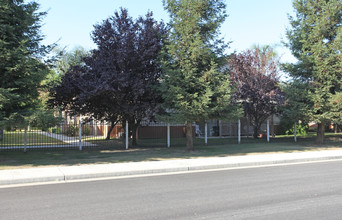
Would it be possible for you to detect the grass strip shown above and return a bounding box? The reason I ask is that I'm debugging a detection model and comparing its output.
[0,133,341,170]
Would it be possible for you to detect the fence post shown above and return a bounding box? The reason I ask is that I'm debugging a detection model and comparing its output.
[79,119,82,151]
[167,123,170,148]
[294,122,297,142]
[24,127,27,152]
[205,122,208,145]
[103,122,107,139]
[267,119,270,143]
[238,119,241,144]
[219,120,222,137]
[125,120,129,149]
[94,120,97,136]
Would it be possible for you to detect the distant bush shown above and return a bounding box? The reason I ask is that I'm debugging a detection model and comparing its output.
[64,125,78,136]
[49,127,63,134]
[285,123,308,136]
[278,118,308,136]
[82,125,91,136]
[30,110,62,131]
[63,124,91,136]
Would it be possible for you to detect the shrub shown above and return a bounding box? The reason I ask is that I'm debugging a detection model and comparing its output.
[30,110,62,131]
[285,123,308,136]
[49,127,63,134]
[278,118,308,136]
[64,125,78,136]
[82,125,91,136]
[63,124,91,136]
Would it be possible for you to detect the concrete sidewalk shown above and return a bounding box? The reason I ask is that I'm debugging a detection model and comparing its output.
[2,149,342,186]
[41,131,98,147]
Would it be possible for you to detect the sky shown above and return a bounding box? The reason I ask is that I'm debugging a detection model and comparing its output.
[37,0,297,64]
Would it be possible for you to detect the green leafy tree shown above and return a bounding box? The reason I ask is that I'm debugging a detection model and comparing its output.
[53,46,89,76]
[281,80,312,123]
[284,0,342,143]
[162,0,241,151]
[280,80,311,136]
[251,44,278,61]
[29,109,62,131]
[39,47,88,110]
[0,0,51,126]
[32,47,89,129]
[329,92,342,125]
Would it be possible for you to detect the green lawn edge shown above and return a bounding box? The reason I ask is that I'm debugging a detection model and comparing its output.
[0,133,341,170]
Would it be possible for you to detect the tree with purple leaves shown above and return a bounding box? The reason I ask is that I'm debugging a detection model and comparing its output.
[50,8,166,144]
[228,47,284,138]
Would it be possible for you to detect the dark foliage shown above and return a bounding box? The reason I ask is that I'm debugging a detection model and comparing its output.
[284,0,342,144]
[162,0,240,151]
[0,0,51,124]
[228,49,284,138]
[50,8,166,142]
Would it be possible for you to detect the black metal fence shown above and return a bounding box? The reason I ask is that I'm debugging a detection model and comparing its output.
[0,122,124,151]
[0,122,192,151]
[0,120,258,151]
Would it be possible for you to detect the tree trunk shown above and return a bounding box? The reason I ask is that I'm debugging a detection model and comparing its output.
[0,129,3,141]
[132,122,137,147]
[253,125,259,139]
[335,124,338,134]
[316,122,325,144]
[246,119,250,138]
[271,115,275,138]
[106,121,116,140]
[186,121,194,151]
[294,122,297,142]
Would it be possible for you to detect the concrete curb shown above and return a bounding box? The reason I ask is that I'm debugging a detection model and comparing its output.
[2,150,342,186]
[0,167,65,185]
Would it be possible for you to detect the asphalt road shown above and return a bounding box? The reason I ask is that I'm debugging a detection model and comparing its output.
[2,160,342,219]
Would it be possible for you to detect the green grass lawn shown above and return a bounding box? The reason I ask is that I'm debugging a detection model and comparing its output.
[0,132,341,170]
[0,132,67,146]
